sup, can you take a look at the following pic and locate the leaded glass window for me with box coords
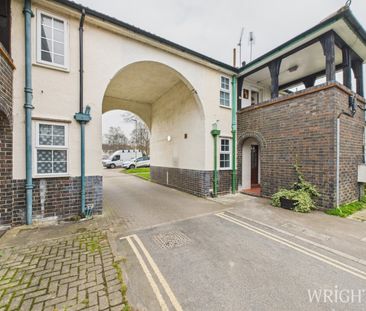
[36,123,68,175]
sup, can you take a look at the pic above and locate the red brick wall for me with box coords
[237,83,365,209]
[0,113,12,225]
[0,43,13,226]
[150,167,232,197]
[12,176,103,225]
[335,89,365,204]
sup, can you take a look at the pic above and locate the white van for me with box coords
[102,150,143,168]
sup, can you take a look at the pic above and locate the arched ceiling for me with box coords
[104,61,183,105]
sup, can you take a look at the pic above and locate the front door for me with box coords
[251,145,259,186]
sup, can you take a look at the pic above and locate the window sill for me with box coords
[219,105,232,110]
[219,168,232,171]
[33,61,70,73]
[33,174,70,179]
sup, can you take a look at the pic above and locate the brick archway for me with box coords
[238,131,267,149]
[237,131,266,191]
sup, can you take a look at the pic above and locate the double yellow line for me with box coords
[216,212,366,281]
[121,234,183,311]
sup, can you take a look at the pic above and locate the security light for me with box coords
[288,65,299,72]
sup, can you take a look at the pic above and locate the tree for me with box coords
[122,113,150,155]
[103,126,129,153]
[130,123,150,155]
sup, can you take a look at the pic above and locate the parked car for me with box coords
[103,150,142,168]
[123,156,150,169]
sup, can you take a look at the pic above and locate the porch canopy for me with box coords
[237,6,366,100]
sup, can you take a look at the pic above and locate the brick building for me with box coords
[0,1,365,226]
[236,7,366,208]
[237,84,365,208]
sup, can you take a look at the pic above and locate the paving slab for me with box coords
[0,230,127,310]
[348,209,366,222]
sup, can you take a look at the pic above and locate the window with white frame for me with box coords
[36,123,68,175]
[220,76,230,107]
[220,138,231,169]
[37,11,68,68]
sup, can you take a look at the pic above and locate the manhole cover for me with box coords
[152,231,192,249]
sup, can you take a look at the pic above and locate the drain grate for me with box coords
[152,231,192,249]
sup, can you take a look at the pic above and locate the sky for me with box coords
[88,0,366,138]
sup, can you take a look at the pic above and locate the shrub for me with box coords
[271,161,320,213]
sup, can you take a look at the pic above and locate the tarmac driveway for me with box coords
[118,211,366,311]
[104,169,366,310]
[102,168,226,232]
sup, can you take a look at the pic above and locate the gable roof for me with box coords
[53,0,238,72]
[238,6,366,76]
[50,1,366,77]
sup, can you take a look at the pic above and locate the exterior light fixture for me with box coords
[167,135,172,142]
[288,65,299,73]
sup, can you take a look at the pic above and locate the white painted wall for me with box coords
[11,0,235,179]
[241,138,260,190]
[151,82,205,169]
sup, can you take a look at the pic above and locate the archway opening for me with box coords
[241,137,261,196]
[102,109,150,169]
[101,61,205,194]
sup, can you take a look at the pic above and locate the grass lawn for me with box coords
[122,167,150,181]
[325,196,366,217]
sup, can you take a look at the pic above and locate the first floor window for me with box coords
[37,11,68,67]
[36,123,68,175]
[220,76,230,107]
[220,138,231,169]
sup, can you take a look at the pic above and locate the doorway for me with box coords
[241,138,261,196]
[251,145,259,187]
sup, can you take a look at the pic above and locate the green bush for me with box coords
[271,162,320,213]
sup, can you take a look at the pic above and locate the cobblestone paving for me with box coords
[0,230,127,311]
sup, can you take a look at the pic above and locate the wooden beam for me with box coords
[320,32,336,82]
[303,75,317,88]
[279,63,344,90]
[237,76,244,110]
[352,59,364,97]
[268,59,282,98]
[342,46,352,90]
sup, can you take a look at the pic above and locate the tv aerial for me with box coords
[237,27,244,66]
[249,31,255,61]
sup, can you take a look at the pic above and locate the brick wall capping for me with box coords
[32,116,73,123]
[237,82,366,114]
[0,44,15,70]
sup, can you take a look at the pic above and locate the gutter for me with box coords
[74,9,91,216]
[23,0,34,225]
